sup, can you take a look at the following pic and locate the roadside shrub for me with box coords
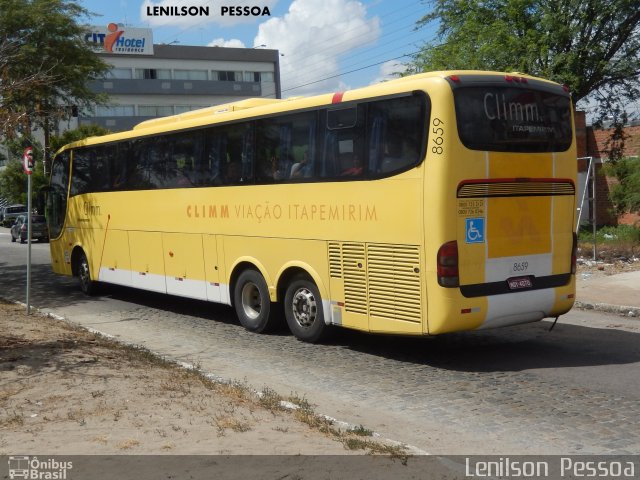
[606,157,640,214]
[578,224,640,260]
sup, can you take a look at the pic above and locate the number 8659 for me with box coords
[431,118,444,155]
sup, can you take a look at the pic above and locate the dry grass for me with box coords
[0,299,407,455]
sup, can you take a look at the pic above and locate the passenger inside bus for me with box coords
[225,161,242,183]
[290,152,309,178]
[381,140,405,173]
[341,155,363,176]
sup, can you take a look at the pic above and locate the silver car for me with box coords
[10,215,49,243]
[2,204,27,227]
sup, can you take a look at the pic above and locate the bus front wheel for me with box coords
[233,269,278,333]
[284,276,331,343]
[77,251,98,296]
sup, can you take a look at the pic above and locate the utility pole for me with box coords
[22,147,34,314]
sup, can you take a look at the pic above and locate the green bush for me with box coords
[606,157,640,214]
[578,224,640,244]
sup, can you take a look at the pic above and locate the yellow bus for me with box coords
[47,71,577,342]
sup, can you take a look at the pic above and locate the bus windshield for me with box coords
[454,86,572,153]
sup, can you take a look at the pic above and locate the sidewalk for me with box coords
[575,269,640,317]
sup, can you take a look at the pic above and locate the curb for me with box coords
[574,300,640,318]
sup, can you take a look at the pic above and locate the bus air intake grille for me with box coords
[367,244,422,323]
[457,179,575,198]
[328,242,342,278]
[342,243,368,315]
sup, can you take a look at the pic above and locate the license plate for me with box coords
[507,276,533,290]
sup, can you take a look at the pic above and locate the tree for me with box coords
[0,0,109,172]
[409,0,640,122]
[607,158,640,214]
[49,123,111,153]
[0,37,52,138]
[0,125,109,205]
[0,137,47,206]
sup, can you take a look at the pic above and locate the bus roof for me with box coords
[132,98,285,130]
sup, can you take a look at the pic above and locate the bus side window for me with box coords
[111,143,129,190]
[203,129,224,186]
[70,149,91,196]
[216,122,251,185]
[255,118,281,182]
[367,95,427,176]
[322,106,365,179]
[94,145,114,192]
[169,132,203,188]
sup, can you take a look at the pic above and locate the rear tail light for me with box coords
[437,241,459,287]
[571,232,577,274]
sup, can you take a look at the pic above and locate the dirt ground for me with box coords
[0,301,402,456]
[576,253,640,278]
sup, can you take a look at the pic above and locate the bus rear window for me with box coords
[454,87,572,152]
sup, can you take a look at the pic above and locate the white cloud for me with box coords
[254,0,380,96]
[208,38,246,48]
[141,0,279,28]
[370,60,407,85]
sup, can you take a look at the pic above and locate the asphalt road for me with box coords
[1,228,640,455]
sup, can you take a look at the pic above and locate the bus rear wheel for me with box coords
[233,269,279,333]
[284,276,331,343]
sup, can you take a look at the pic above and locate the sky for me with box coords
[79,0,436,97]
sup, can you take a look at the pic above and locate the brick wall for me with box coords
[586,125,640,160]
[594,164,619,226]
[575,111,587,158]
[574,113,640,226]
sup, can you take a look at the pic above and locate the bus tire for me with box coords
[284,275,331,343]
[77,251,98,296]
[233,269,277,333]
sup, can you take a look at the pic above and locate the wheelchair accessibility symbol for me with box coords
[465,218,485,244]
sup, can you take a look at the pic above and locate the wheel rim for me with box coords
[291,287,317,328]
[241,282,262,320]
[79,259,91,290]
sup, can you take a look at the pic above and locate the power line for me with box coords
[281,49,422,93]
[287,26,427,86]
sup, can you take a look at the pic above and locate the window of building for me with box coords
[212,71,242,82]
[105,68,133,79]
[138,105,174,117]
[174,69,208,81]
[95,105,135,117]
[134,68,171,80]
[242,71,274,83]
[175,105,202,114]
[244,72,260,83]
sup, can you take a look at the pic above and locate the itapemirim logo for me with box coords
[8,456,73,480]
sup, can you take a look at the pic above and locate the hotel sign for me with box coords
[85,23,154,55]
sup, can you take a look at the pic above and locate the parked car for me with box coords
[10,215,49,243]
[2,204,27,227]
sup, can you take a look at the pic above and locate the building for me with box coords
[71,24,281,133]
